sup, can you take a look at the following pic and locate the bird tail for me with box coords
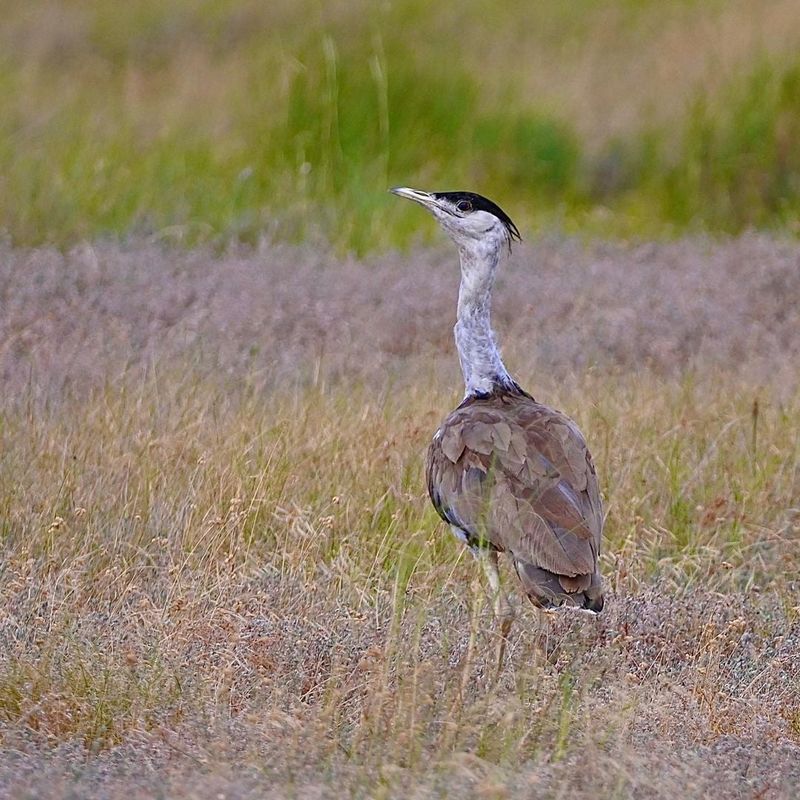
[513,559,604,614]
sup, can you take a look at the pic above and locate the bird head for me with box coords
[390,188,521,256]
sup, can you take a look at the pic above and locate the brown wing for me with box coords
[426,389,604,607]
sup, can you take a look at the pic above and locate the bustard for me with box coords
[391,187,604,669]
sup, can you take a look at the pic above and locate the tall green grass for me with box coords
[2,1,800,250]
[658,61,800,231]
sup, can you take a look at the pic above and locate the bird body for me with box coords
[426,385,604,611]
[390,187,604,661]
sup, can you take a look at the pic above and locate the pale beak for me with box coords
[389,186,440,211]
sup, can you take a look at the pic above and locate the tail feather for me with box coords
[514,559,604,613]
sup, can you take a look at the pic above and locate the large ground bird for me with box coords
[391,187,604,667]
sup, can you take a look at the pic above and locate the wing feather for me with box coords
[426,391,603,584]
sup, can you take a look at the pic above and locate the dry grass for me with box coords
[498,0,800,143]
[0,237,799,798]
[3,234,799,393]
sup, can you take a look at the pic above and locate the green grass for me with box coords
[3,0,800,251]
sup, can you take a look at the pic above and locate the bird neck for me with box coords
[454,242,514,397]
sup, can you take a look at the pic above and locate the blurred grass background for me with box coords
[3,0,800,251]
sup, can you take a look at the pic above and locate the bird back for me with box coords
[426,387,604,611]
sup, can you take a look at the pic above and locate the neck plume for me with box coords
[454,240,514,396]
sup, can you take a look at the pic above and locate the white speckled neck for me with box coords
[454,237,514,396]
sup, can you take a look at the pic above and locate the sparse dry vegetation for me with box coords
[1,237,798,798]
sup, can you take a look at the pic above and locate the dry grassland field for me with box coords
[0,235,798,798]
[4,0,800,797]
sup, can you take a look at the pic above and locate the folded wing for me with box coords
[426,390,604,609]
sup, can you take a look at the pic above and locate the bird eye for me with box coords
[456,199,473,213]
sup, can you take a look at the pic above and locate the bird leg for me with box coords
[459,572,484,702]
[479,549,515,679]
